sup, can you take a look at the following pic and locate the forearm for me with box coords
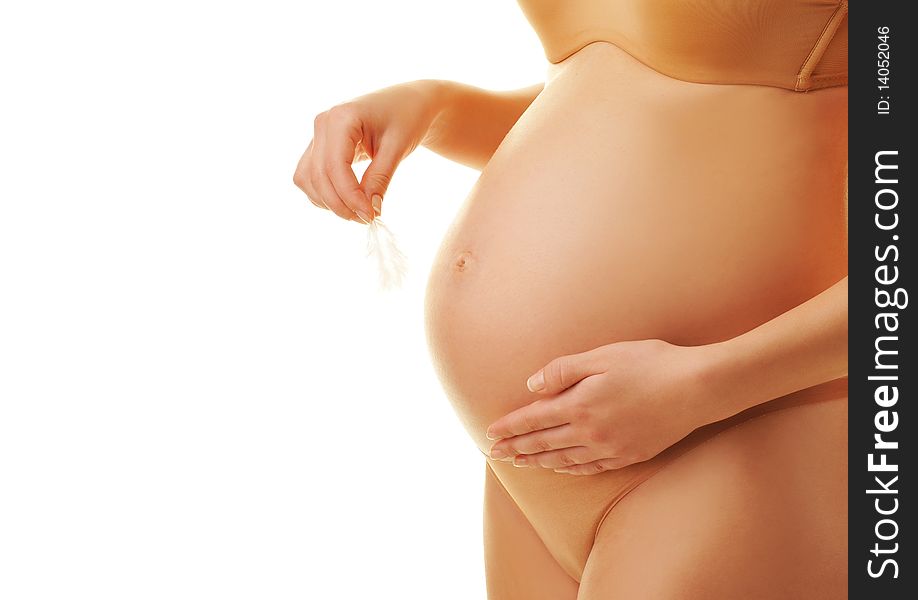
[419,79,544,170]
[699,276,848,422]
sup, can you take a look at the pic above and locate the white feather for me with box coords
[365,217,408,291]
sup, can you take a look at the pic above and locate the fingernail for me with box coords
[485,430,500,440]
[489,448,507,460]
[371,194,382,216]
[526,371,545,392]
[554,468,570,474]
[355,209,372,223]
[512,456,528,467]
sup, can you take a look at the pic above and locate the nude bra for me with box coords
[517,0,848,92]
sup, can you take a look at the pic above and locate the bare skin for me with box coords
[294,37,847,599]
[484,275,848,475]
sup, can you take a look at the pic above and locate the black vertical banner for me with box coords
[849,2,914,597]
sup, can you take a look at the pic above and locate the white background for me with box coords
[0,2,547,598]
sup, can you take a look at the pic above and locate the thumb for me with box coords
[527,350,602,394]
[360,143,401,217]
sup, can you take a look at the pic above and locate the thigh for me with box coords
[483,460,579,600]
[577,395,848,600]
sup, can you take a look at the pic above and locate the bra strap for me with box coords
[795,0,848,91]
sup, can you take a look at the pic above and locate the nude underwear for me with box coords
[517,0,848,91]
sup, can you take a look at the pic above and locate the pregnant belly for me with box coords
[423,41,848,454]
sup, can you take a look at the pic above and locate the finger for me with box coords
[526,350,603,395]
[293,140,327,210]
[359,142,401,216]
[313,166,360,221]
[303,181,328,210]
[311,127,362,222]
[299,177,327,210]
[325,115,374,223]
[485,397,570,441]
[510,446,595,469]
[488,423,579,460]
[553,457,630,475]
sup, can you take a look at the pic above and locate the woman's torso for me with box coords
[423,37,847,454]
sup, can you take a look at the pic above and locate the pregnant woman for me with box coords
[294,1,849,598]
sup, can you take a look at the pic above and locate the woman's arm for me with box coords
[698,275,848,423]
[699,172,848,421]
[484,275,849,473]
[419,79,544,170]
[294,78,542,221]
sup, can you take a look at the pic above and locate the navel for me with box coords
[453,250,474,272]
